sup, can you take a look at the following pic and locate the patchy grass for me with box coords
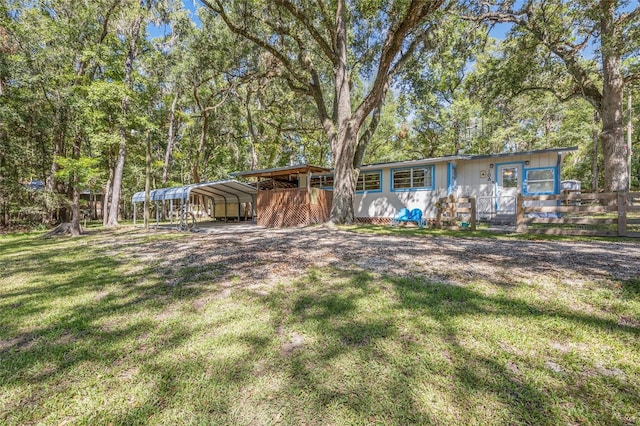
[0,228,639,425]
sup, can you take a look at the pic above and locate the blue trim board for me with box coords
[447,162,457,196]
[556,152,562,195]
[390,165,436,192]
[523,166,559,195]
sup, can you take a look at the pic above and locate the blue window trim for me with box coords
[390,165,435,192]
[523,166,559,195]
[447,162,457,196]
[356,169,383,194]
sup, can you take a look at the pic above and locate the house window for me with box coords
[310,175,333,189]
[392,166,434,190]
[526,168,555,194]
[357,171,381,192]
[502,167,518,188]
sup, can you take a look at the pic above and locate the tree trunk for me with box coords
[144,133,151,230]
[245,90,260,170]
[329,0,357,224]
[330,127,358,224]
[105,133,126,226]
[106,13,143,226]
[69,133,82,236]
[46,105,67,223]
[600,0,628,193]
[0,126,7,227]
[592,111,600,191]
[162,91,179,185]
[192,111,208,183]
[103,162,113,226]
[627,90,633,190]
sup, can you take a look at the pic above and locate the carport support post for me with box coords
[256,178,260,223]
[170,200,173,226]
[133,203,136,225]
[156,201,159,227]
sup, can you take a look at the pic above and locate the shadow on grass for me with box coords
[622,278,640,300]
[2,229,639,424]
[255,267,639,425]
[0,232,212,419]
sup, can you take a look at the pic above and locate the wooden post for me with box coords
[618,191,627,237]
[449,194,456,219]
[516,194,526,233]
[470,197,477,231]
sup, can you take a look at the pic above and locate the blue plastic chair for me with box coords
[390,208,411,226]
[409,208,423,229]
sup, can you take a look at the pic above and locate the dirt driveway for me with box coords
[126,226,640,292]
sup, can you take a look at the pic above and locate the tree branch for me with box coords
[354,0,445,128]
[617,5,640,27]
[315,0,336,49]
[273,0,336,65]
[200,0,311,89]
[354,105,382,168]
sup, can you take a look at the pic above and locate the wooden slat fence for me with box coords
[435,195,477,230]
[257,188,332,228]
[516,191,640,237]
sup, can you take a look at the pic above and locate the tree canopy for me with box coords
[0,0,638,230]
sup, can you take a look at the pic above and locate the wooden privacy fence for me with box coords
[516,191,640,237]
[435,195,477,230]
[257,187,332,228]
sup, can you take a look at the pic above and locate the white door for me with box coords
[496,163,521,214]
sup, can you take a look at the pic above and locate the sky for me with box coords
[146,0,201,39]
[149,1,515,40]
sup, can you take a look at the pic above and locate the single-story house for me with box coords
[132,146,578,228]
[292,146,578,222]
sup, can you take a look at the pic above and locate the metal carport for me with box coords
[131,179,257,229]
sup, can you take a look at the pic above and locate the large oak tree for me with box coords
[201,0,447,224]
[470,0,639,192]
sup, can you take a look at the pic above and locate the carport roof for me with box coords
[132,179,256,204]
[232,164,331,179]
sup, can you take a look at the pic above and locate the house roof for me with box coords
[360,155,466,171]
[131,179,256,204]
[463,146,578,160]
[360,146,578,170]
[232,164,331,179]
[230,146,579,179]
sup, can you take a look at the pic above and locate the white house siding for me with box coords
[355,163,449,220]
[355,151,562,220]
[455,152,559,198]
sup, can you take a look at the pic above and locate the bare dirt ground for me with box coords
[117,225,640,295]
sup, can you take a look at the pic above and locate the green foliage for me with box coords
[2,0,638,227]
[53,156,101,187]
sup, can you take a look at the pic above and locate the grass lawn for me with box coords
[1,227,639,425]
